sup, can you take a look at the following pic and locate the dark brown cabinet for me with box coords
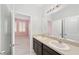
[33,37,61,55]
[33,38,43,55]
[43,44,60,55]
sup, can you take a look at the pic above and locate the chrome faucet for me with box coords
[58,19,64,43]
[58,38,65,43]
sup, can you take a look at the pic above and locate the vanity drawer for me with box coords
[43,44,61,55]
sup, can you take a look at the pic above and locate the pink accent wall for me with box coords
[15,18,30,38]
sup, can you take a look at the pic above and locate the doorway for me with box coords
[15,17,30,55]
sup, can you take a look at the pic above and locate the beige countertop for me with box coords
[33,35,79,55]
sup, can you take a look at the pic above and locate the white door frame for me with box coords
[12,11,32,55]
[11,10,15,55]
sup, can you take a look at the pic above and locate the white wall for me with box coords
[41,4,55,34]
[13,5,43,35]
[0,5,12,55]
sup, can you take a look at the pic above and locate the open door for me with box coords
[14,17,30,55]
[15,18,30,38]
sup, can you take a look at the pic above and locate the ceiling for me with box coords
[7,4,55,12]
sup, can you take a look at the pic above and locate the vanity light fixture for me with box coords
[46,4,61,14]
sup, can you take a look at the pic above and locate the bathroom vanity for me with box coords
[33,35,79,55]
[33,37,60,55]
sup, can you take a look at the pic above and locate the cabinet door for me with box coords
[34,42,38,54]
[43,50,50,55]
[33,38,42,55]
[37,43,42,55]
[33,38,37,54]
[43,44,60,55]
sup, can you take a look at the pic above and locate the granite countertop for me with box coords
[33,34,79,55]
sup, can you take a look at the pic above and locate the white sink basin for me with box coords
[49,40,70,50]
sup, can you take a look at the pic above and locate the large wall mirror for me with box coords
[51,15,79,42]
[63,16,79,42]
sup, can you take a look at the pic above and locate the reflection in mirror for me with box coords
[52,19,62,38]
[51,15,79,42]
[64,16,79,42]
